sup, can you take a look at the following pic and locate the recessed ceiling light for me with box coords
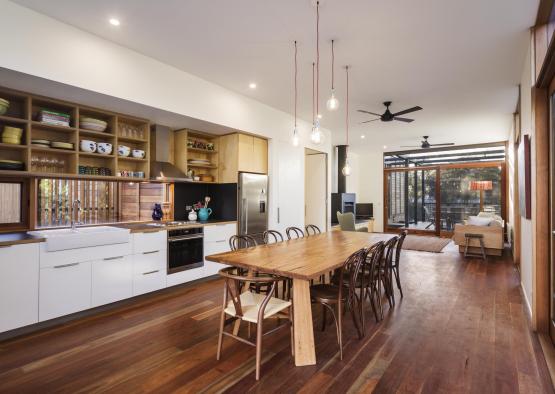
[317,113,323,119]
[361,135,365,139]
[383,145,388,149]
[249,82,257,89]
[109,18,120,26]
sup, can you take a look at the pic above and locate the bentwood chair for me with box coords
[216,267,293,380]
[286,226,305,240]
[305,224,322,236]
[390,230,407,299]
[263,229,284,244]
[229,234,257,251]
[310,247,369,359]
[380,236,399,308]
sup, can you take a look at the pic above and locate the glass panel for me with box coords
[439,166,502,231]
[387,169,436,232]
[0,182,22,224]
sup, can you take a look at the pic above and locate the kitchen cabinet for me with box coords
[92,255,133,307]
[133,250,167,295]
[40,261,91,321]
[0,243,39,332]
[204,223,236,276]
[219,133,268,183]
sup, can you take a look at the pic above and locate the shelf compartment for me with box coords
[79,155,115,177]
[0,89,29,120]
[29,149,77,175]
[117,116,149,141]
[0,119,28,145]
[0,148,28,171]
[31,97,77,128]
[78,107,116,135]
[31,127,77,149]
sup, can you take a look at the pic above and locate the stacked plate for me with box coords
[80,116,108,132]
[0,98,9,116]
[51,141,74,150]
[187,159,211,166]
[2,126,23,145]
[31,139,51,148]
[0,159,24,171]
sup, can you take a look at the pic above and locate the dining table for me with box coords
[205,230,392,366]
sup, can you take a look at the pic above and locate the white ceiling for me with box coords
[12,0,538,151]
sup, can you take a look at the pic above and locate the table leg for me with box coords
[293,278,316,366]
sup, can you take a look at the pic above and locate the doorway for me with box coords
[305,148,328,232]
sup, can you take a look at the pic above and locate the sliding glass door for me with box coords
[386,168,438,234]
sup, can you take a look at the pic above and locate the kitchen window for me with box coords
[0,179,29,230]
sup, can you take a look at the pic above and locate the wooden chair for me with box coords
[216,267,293,380]
[229,234,257,251]
[310,247,369,360]
[391,230,407,298]
[305,224,322,236]
[286,226,305,240]
[381,236,399,308]
[263,230,284,244]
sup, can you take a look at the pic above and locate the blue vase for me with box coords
[197,207,212,221]
[152,203,163,221]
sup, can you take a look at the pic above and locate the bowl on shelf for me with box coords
[131,149,145,159]
[118,145,131,157]
[51,141,74,150]
[3,126,23,138]
[80,140,97,153]
[31,139,51,148]
[80,116,108,132]
[97,142,113,155]
[0,98,9,116]
[2,137,21,145]
[0,159,24,171]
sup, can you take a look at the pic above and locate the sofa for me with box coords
[452,212,504,256]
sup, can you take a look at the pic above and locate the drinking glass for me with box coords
[58,158,66,173]
[39,157,48,173]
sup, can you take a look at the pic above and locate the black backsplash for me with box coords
[174,183,237,221]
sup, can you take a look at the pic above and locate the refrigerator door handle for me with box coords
[277,207,280,224]
[245,199,249,234]
[241,198,247,234]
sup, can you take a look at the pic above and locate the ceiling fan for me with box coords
[401,136,455,149]
[358,101,422,123]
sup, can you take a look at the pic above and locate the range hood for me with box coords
[150,125,193,182]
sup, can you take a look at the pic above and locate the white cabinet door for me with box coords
[204,223,236,277]
[40,261,91,321]
[0,243,39,332]
[133,250,167,296]
[132,231,167,254]
[91,255,133,307]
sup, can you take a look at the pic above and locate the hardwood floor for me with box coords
[0,243,552,393]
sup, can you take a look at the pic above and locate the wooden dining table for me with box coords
[205,230,392,366]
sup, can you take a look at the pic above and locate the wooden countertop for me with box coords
[114,220,237,233]
[0,232,45,247]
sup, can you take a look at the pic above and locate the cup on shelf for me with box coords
[97,142,113,155]
[80,140,97,153]
[118,145,131,157]
[131,149,145,159]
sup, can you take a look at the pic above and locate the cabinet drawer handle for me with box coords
[143,250,159,255]
[54,262,79,269]
[142,270,160,275]
[104,256,124,261]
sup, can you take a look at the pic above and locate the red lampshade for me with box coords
[469,180,493,191]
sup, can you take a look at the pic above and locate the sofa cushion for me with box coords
[467,216,492,226]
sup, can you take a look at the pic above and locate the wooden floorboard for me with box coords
[0,243,553,393]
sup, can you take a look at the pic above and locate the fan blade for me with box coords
[357,109,382,116]
[393,117,414,123]
[392,106,422,116]
[429,143,455,146]
[361,119,380,124]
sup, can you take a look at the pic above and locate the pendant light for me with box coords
[292,41,300,147]
[326,40,339,111]
[342,65,351,176]
[311,1,322,145]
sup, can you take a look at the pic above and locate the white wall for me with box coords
[519,36,534,316]
[0,0,333,230]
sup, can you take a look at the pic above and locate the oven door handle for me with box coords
[168,235,204,242]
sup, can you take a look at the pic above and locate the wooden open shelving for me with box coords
[173,129,220,183]
[0,86,150,180]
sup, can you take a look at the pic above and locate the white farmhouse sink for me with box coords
[29,226,131,252]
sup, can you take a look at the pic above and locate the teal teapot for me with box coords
[198,207,212,221]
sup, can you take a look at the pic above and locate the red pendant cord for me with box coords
[331,39,335,90]
[294,41,297,128]
[316,1,320,117]
[346,66,349,146]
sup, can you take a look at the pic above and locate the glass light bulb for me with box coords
[311,120,322,144]
[342,159,351,176]
[326,90,340,111]
[292,127,300,147]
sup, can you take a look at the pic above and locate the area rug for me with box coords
[401,235,451,253]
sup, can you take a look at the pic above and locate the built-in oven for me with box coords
[167,227,204,274]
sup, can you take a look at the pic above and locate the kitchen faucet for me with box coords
[71,199,82,230]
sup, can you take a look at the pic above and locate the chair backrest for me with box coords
[364,241,386,279]
[305,224,322,236]
[263,230,284,244]
[395,230,407,264]
[218,266,283,318]
[336,211,356,231]
[229,234,257,251]
[337,247,372,300]
[286,226,305,240]
[384,236,400,269]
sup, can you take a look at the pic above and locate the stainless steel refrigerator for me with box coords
[238,172,268,244]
